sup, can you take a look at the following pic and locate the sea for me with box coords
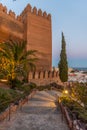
[73,67,87,72]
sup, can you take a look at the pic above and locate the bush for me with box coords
[50,82,64,91]
[8,78,22,89]
[78,112,87,123]
[0,74,5,79]
[29,82,37,89]
[60,97,87,123]
[37,85,51,91]
[0,82,37,113]
[15,82,37,96]
[0,88,22,113]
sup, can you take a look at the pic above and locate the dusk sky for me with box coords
[1,0,87,68]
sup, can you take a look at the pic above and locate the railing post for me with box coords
[26,96,28,104]
[8,104,11,121]
[20,99,23,111]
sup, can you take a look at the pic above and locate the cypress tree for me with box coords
[58,32,68,82]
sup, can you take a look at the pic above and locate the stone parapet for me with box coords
[20,3,51,21]
[0,3,22,23]
[28,71,61,86]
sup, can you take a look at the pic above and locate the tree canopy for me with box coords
[58,32,68,82]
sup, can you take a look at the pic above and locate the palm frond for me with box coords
[0,40,38,83]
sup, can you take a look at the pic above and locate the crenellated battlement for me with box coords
[0,3,7,13]
[0,3,51,24]
[28,71,61,86]
[9,10,16,19]
[20,3,51,21]
[0,3,23,23]
[0,3,52,71]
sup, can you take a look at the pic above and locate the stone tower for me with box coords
[0,3,52,71]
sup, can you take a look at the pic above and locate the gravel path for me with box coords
[0,90,69,130]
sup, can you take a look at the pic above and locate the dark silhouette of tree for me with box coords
[58,32,68,82]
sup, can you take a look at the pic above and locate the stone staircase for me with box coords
[0,90,69,130]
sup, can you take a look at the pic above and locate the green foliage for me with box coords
[15,82,37,95]
[0,88,22,112]
[71,83,87,107]
[64,82,87,122]
[50,82,64,91]
[37,83,64,91]
[0,74,4,79]
[37,85,51,91]
[61,97,87,123]
[58,32,68,82]
[0,82,37,113]
[60,96,71,105]
[0,40,37,88]
[8,78,22,89]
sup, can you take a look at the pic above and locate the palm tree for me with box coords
[0,40,37,88]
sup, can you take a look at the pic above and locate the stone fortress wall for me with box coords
[0,3,52,71]
[28,70,61,86]
[0,3,60,85]
[0,3,24,41]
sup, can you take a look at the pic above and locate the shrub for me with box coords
[15,82,37,96]
[8,78,22,89]
[37,85,51,91]
[0,88,22,113]
[60,97,87,123]
[50,82,64,91]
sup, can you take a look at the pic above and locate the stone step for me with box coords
[36,91,56,100]
[6,114,68,130]
[0,91,69,130]
[24,100,56,107]
[21,106,60,115]
[47,90,61,97]
[30,97,54,102]
[31,94,55,102]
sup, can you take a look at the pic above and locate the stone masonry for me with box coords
[28,70,61,86]
[0,3,52,71]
